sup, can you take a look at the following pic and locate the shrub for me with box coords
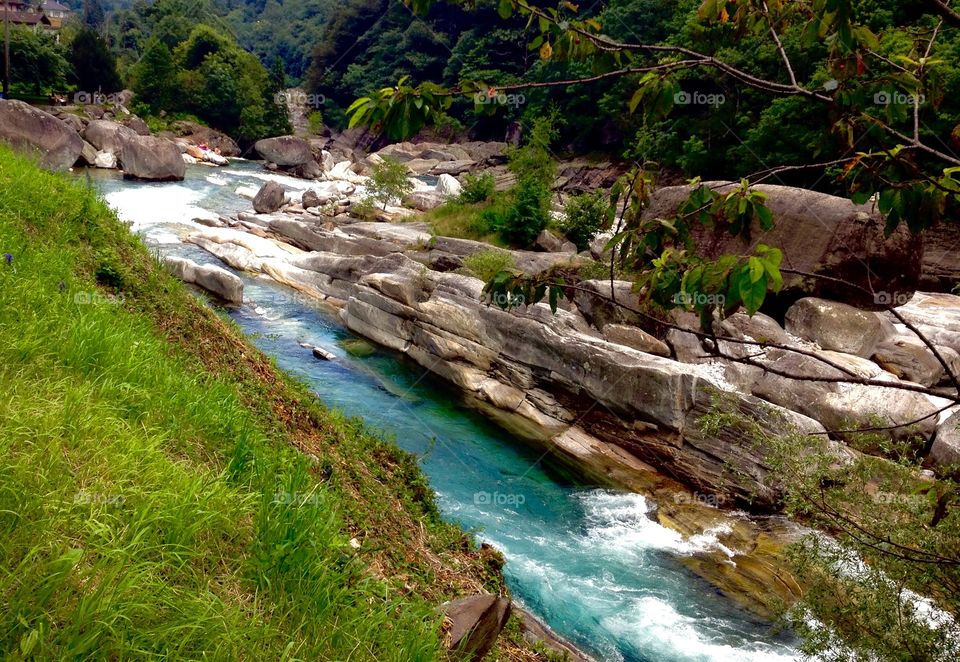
[559,191,609,251]
[308,111,324,135]
[499,178,551,247]
[368,156,414,210]
[463,250,516,281]
[458,173,496,204]
[350,197,378,220]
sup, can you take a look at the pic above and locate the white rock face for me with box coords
[94,150,117,169]
[163,256,244,304]
[436,173,462,198]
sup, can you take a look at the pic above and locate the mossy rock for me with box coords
[338,338,377,357]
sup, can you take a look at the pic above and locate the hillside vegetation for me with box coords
[0,147,518,659]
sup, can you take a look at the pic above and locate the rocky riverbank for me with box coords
[139,143,960,618]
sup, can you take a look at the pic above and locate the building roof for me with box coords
[1,8,44,25]
[41,1,71,11]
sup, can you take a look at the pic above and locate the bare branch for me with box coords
[761,1,798,86]
[926,0,960,27]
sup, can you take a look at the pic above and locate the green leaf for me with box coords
[748,257,764,283]
[738,270,768,315]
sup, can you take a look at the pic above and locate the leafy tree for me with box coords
[559,191,610,251]
[130,39,178,112]
[367,156,414,210]
[70,28,122,94]
[458,172,496,204]
[8,27,71,96]
[83,0,106,31]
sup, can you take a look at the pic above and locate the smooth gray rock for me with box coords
[83,119,137,156]
[535,229,566,253]
[163,256,243,303]
[0,100,83,171]
[785,297,884,357]
[441,594,511,662]
[646,181,922,308]
[930,411,960,469]
[120,135,185,181]
[873,336,960,386]
[753,348,941,443]
[78,140,98,166]
[253,181,286,214]
[254,135,313,166]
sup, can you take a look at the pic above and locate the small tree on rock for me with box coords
[368,157,413,210]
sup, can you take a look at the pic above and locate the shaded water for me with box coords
[90,162,798,661]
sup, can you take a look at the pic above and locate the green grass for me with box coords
[0,147,523,660]
[422,199,508,246]
[462,250,517,282]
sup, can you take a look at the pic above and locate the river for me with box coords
[87,161,799,662]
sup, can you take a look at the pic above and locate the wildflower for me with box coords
[2,253,12,266]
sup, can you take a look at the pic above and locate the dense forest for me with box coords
[87,0,960,192]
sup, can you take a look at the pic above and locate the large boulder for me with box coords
[785,297,885,357]
[163,256,244,303]
[120,135,186,181]
[167,120,240,156]
[872,336,960,387]
[83,119,137,156]
[753,348,942,443]
[441,594,511,662]
[930,411,960,469]
[644,182,923,308]
[254,135,313,166]
[0,100,83,171]
[436,173,462,197]
[121,116,151,136]
[253,181,286,214]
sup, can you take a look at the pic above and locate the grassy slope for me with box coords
[0,147,536,660]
